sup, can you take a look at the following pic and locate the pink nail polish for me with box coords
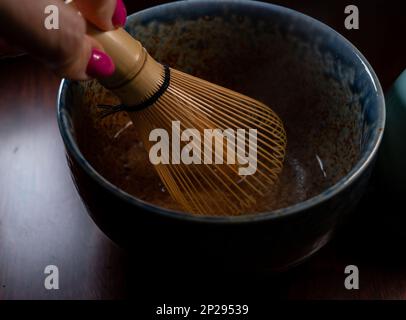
[112,0,127,27]
[86,48,115,78]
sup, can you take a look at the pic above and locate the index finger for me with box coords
[73,0,126,31]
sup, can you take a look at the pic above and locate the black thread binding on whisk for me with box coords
[97,65,171,119]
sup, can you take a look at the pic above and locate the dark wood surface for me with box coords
[1,0,406,300]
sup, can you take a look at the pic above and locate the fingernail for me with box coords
[112,0,127,27]
[86,48,115,78]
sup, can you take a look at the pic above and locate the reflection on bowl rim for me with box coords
[57,0,385,224]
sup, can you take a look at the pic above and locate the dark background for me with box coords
[1,0,406,300]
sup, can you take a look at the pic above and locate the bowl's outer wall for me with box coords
[58,1,384,271]
[67,146,372,271]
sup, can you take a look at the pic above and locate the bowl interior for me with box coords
[60,1,384,216]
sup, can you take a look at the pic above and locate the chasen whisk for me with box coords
[84,15,287,216]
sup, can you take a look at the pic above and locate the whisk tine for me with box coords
[142,109,259,214]
[124,70,286,215]
[86,25,287,216]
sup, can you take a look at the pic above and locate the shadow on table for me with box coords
[114,166,406,300]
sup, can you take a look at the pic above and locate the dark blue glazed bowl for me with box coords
[57,0,385,271]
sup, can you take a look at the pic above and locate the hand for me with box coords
[0,0,127,80]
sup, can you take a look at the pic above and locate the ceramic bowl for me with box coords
[57,0,385,272]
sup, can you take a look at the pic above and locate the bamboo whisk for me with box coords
[87,23,287,216]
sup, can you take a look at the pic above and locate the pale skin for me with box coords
[0,0,118,79]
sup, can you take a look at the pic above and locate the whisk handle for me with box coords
[87,25,147,89]
[68,1,166,107]
[67,1,147,89]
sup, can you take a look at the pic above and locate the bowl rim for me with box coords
[57,0,386,224]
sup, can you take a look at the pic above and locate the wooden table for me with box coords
[1,0,406,300]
